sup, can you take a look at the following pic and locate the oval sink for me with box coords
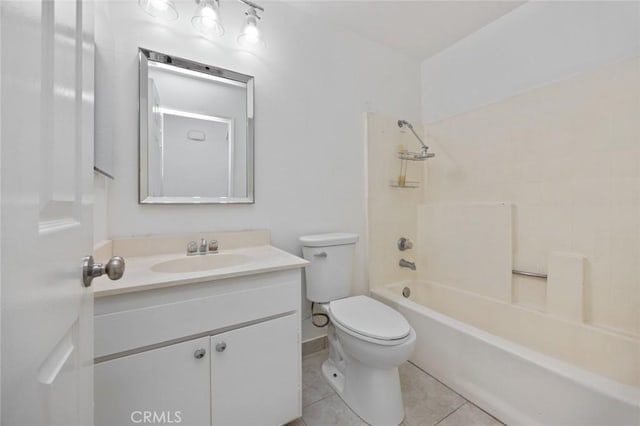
[151,254,251,273]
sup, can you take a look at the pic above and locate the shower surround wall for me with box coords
[418,0,640,340]
[421,57,640,339]
[366,113,424,290]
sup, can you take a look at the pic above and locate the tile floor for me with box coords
[292,350,504,426]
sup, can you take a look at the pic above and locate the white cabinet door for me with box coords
[95,337,211,426]
[211,315,301,426]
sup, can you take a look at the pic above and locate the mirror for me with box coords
[139,48,254,204]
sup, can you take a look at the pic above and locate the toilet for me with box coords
[300,233,416,426]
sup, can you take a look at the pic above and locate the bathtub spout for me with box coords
[399,259,416,270]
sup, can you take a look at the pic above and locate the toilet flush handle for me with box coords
[313,252,327,258]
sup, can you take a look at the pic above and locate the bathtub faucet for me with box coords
[399,259,416,271]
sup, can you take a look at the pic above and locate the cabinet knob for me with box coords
[215,342,227,352]
[193,348,206,359]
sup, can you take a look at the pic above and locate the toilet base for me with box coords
[321,357,405,426]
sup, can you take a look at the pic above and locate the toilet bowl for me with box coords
[316,296,416,426]
[300,233,415,426]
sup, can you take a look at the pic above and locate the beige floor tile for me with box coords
[302,394,367,426]
[302,350,335,407]
[400,362,466,426]
[285,418,306,426]
[437,403,504,426]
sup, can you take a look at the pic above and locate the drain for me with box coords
[402,287,411,298]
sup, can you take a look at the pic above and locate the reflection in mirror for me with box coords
[139,48,254,204]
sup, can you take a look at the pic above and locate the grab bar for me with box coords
[512,269,547,279]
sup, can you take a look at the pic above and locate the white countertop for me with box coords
[93,245,308,298]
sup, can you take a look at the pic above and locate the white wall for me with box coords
[94,0,116,177]
[95,0,421,337]
[421,1,640,123]
[93,173,110,245]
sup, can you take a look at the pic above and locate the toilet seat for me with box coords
[329,295,411,345]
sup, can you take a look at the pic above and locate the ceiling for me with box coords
[283,1,525,60]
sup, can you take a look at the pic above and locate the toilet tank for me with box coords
[300,233,359,303]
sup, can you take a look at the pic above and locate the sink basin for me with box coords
[151,254,251,273]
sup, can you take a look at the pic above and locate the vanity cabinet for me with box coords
[94,269,302,426]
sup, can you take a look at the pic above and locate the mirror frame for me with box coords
[138,48,255,204]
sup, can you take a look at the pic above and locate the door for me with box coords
[211,315,301,426]
[95,337,211,426]
[1,0,95,425]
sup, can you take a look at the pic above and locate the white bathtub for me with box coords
[372,280,640,426]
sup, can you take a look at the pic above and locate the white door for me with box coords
[1,0,95,425]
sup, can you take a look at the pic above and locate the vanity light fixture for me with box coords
[237,4,265,48]
[192,0,265,48]
[138,0,179,21]
[141,0,265,48]
[192,0,225,38]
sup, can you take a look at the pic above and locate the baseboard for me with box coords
[302,336,328,357]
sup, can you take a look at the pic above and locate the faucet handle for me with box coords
[208,240,218,252]
[398,237,413,251]
[187,241,198,255]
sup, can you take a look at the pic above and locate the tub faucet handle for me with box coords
[398,237,413,251]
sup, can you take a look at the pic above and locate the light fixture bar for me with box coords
[238,0,264,12]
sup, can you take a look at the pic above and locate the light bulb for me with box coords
[150,0,169,11]
[192,0,224,38]
[237,8,264,48]
[138,0,178,20]
[200,8,218,29]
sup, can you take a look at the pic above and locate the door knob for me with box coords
[82,255,125,287]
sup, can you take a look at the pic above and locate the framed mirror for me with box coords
[139,48,254,204]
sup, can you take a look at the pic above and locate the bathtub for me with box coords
[371,280,640,426]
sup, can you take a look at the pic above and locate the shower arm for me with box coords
[408,126,428,151]
[398,120,430,156]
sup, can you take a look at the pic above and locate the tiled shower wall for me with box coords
[422,57,640,337]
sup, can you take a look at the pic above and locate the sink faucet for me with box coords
[199,238,208,254]
[187,241,198,256]
[399,259,416,271]
[187,238,219,256]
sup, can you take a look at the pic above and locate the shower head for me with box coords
[397,119,435,159]
[397,119,413,130]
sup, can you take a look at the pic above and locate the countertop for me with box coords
[93,244,309,298]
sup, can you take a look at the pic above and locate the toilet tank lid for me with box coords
[299,233,359,247]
